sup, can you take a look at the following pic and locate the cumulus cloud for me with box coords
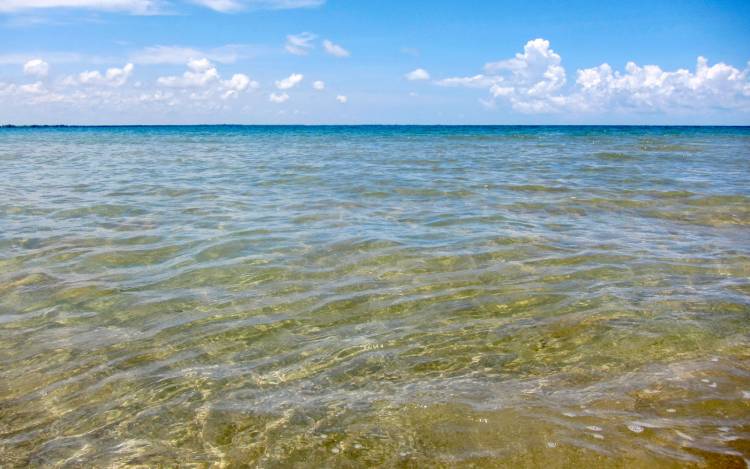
[275,73,303,89]
[486,38,565,98]
[437,38,750,114]
[19,81,45,94]
[323,40,350,58]
[23,59,49,77]
[3,36,747,122]
[191,0,324,13]
[220,73,258,99]
[0,0,163,14]
[405,68,429,81]
[157,58,220,87]
[285,32,316,56]
[269,92,289,103]
[572,57,750,112]
[0,79,72,105]
[69,63,134,87]
[223,73,252,91]
[156,58,257,100]
[0,55,259,115]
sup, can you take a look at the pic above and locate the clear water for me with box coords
[0,126,749,467]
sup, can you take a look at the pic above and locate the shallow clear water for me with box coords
[0,126,749,467]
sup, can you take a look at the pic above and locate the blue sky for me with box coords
[1,0,749,124]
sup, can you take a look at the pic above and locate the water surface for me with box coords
[1,126,749,467]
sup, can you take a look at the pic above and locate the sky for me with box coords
[1,0,749,125]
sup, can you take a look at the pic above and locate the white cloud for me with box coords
[0,81,57,106]
[0,0,163,14]
[133,46,206,65]
[285,32,316,56]
[156,58,257,100]
[131,44,259,65]
[405,68,429,81]
[191,0,324,13]
[157,58,219,87]
[0,52,94,66]
[19,81,45,94]
[323,39,350,58]
[571,57,750,112]
[73,63,134,87]
[0,79,69,105]
[437,38,750,114]
[0,55,262,115]
[189,0,241,11]
[23,59,49,77]
[436,74,498,88]
[223,73,253,91]
[286,35,350,58]
[269,92,289,103]
[0,0,324,14]
[2,36,747,123]
[275,73,303,89]
[188,57,212,71]
[220,73,258,99]
[436,38,566,111]
[137,90,175,104]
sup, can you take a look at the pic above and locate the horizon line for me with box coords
[3,124,750,128]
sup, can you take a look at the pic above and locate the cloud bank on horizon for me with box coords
[0,0,748,124]
[436,39,750,115]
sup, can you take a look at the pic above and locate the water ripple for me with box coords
[0,126,748,467]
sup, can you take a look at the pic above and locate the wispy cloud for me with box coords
[436,74,498,88]
[130,44,262,65]
[285,32,317,55]
[0,51,117,65]
[323,39,350,58]
[188,0,241,12]
[0,0,324,14]
[191,0,324,13]
[0,0,165,15]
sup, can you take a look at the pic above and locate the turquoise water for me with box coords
[1,126,749,467]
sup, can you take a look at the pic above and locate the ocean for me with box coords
[1,126,748,467]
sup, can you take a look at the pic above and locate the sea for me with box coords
[1,125,748,467]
